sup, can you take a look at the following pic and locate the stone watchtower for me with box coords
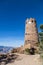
[24,18,39,49]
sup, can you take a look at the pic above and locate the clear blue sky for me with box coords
[0,0,43,47]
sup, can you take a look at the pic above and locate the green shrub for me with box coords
[24,48,30,55]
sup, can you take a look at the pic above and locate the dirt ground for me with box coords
[6,53,42,65]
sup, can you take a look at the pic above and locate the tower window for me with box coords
[28,21,31,24]
[32,20,33,23]
[25,33,30,35]
[26,22,27,24]
[28,20,34,24]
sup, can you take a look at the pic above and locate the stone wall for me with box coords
[24,18,39,49]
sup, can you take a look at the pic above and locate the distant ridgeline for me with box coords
[0,46,13,53]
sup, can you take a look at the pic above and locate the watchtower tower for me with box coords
[24,18,39,49]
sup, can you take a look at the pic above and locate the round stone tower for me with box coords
[24,18,39,49]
